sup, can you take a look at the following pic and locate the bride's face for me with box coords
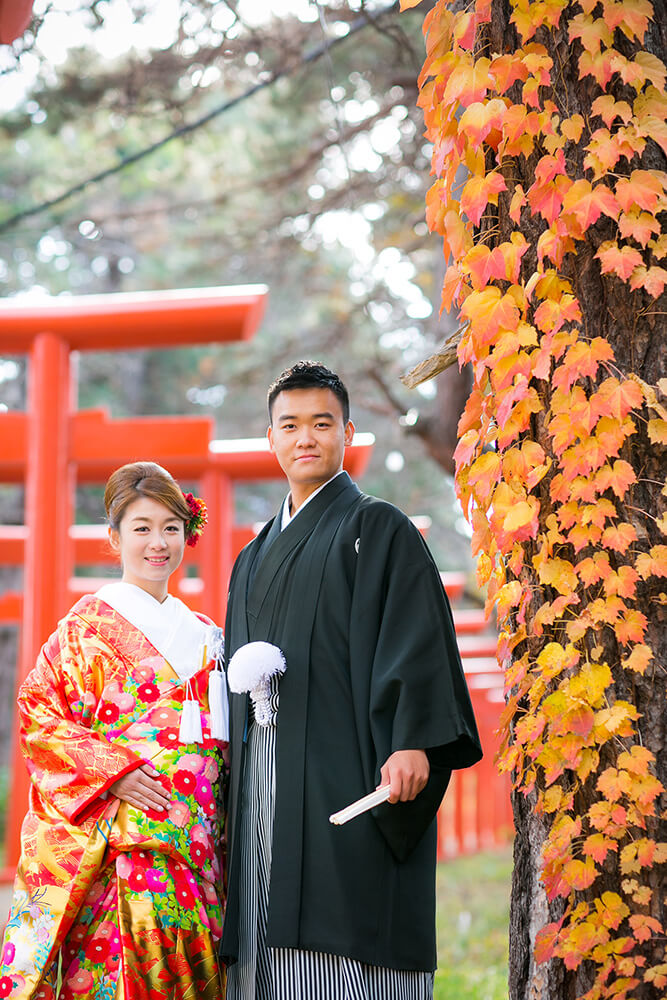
[109,496,185,601]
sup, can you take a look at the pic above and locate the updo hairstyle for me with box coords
[104,462,191,532]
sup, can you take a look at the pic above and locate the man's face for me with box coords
[268,387,355,497]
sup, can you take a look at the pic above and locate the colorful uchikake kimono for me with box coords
[0,583,229,1000]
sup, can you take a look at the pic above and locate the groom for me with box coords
[221,361,482,999]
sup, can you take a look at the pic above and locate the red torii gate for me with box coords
[0,286,375,875]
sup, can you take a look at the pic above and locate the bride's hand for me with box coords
[110,764,172,813]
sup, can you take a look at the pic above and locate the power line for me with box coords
[0,1,400,236]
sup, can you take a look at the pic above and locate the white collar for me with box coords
[280,469,345,531]
[95,581,213,681]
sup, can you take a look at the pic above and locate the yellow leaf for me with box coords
[621,645,653,675]
[648,418,667,444]
[400,0,424,8]
[503,499,539,533]
[561,113,585,142]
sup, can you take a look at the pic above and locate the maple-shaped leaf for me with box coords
[461,286,520,341]
[635,544,667,580]
[568,12,613,52]
[502,498,540,537]
[599,520,637,550]
[630,265,667,298]
[615,607,648,644]
[622,643,653,674]
[561,113,585,142]
[562,857,598,892]
[618,210,661,246]
[615,170,665,213]
[562,179,620,230]
[460,170,507,225]
[579,47,616,88]
[535,920,563,964]
[598,766,632,801]
[443,58,492,107]
[537,221,576,268]
[468,449,502,503]
[596,242,645,281]
[591,94,633,128]
[594,702,638,739]
[583,832,619,865]
[628,914,662,943]
[617,745,655,776]
[604,564,639,599]
[537,556,579,594]
[634,50,667,89]
[596,376,644,419]
[552,338,615,393]
[603,0,653,41]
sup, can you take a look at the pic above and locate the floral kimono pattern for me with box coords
[0,595,228,1000]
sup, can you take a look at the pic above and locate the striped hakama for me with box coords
[226,684,434,1000]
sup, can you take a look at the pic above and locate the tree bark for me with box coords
[474,4,667,998]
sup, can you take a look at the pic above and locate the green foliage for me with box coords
[435,849,511,1000]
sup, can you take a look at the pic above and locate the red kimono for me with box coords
[0,593,227,1000]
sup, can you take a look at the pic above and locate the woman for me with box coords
[0,462,228,1000]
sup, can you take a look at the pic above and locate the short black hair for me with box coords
[267,361,350,424]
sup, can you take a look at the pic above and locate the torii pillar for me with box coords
[0,286,267,863]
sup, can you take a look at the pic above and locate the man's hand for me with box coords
[110,764,172,813]
[378,749,430,804]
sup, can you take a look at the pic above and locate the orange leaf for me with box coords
[552,338,615,393]
[561,113,585,142]
[603,565,639,599]
[503,499,540,538]
[618,210,661,246]
[615,608,648,643]
[630,265,667,298]
[528,174,571,224]
[591,94,633,127]
[460,171,507,225]
[596,242,645,280]
[598,766,632,801]
[458,95,506,141]
[622,644,653,674]
[615,170,665,213]
[635,544,667,580]
[629,914,663,943]
[568,12,613,52]
[617,745,655,775]
[562,179,620,230]
[400,0,424,7]
[443,59,492,107]
[604,0,653,41]
[594,891,629,929]
[562,857,598,891]
[595,376,644,419]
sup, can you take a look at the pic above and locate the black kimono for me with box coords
[221,472,482,979]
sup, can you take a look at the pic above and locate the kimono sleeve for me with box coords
[360,512,483,859]
[18,615,143,824]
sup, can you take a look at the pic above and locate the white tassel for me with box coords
[208,669,229,741]
[227,641,286,728]
[179,677,203,744]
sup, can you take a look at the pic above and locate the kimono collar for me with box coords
[280,469,345,531]
[96,582,211,681]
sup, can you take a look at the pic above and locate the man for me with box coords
[222,361,482,1000]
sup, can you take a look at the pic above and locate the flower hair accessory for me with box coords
[183,492,208,547]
